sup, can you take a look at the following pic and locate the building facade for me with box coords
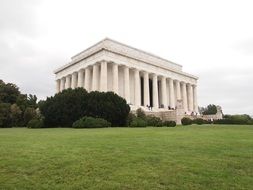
[54,38,198,116]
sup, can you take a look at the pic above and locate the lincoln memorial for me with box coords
[54,38,198,120]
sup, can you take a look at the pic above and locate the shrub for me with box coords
[181,117,192,125]
[213,119,229,124]
[130,117,147,127]
[163,121,176,127]
[146,115,163,127]
[72,116,111,128]
[193,118,205,125]
[27,119,44,128]
[136,108,146,119]
[126,112,136,126]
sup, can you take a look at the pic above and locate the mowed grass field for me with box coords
[0,125,253,190]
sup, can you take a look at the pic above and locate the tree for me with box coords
[0,80,20,104]
[24,107,37,125]
[0,79,38,127]
[10,104,22,126]
[16,94,38,112]
[39,89,130,127]
[198,106,205,115]
[39,88,89,127]
[201,104,218,115]
[85,91,130,126]
[26,94,38,108]
[0,103,11,127]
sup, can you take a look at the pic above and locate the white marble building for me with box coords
[54,38,198,114]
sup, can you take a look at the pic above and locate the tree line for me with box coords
[0,80,38,127]
[1,79,253,128]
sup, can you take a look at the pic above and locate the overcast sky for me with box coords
[0,0,252,115]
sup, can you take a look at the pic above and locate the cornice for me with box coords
[54,38,198,80]
[54,38,183,74]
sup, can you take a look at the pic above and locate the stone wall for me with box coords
[144,110,177,122]
[201,113,223,120]
[185,113,223,121]
[131,105,223,126]
[132,109,183,124]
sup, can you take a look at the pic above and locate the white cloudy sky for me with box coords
[0,0,253,115]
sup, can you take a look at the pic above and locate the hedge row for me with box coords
[218,114,253,125]
[181,117,209,125]
[181,114,253,126]
[72,116,111,128]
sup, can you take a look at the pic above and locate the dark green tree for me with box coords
[39,88,89,127]
[0,80,20,104]
[0,103,11,128]
[10,104,22,127]
[86,91,130,126]
[202,104,218,115]
[39,89,130,127]
[23,107,37,125]
[16,94,38,112]
[0,79,38,127]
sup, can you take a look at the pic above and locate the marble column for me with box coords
[193,85,198,113]
[77,69,84,88]
[92,64,99,91]
[187,84,194,112]
[112,63,119,94]
[193,85,199,113]
[100,61,107,92]
[143,71,150,107]
[134,69,140,106]
[71,72,77,89]
[124,66,130,103]
[56,79,60,93]
[182,82,188,112]
[176,80,181,100]
[66,75,71,89]
[60,77,65,92]
[169,78,175,108]
[161,76,168,108]
[84,67,91,92]
[152,74,159,109]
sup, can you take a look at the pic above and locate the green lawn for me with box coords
[0,125,253,190]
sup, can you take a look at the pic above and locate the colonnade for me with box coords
[56,61,198,113]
